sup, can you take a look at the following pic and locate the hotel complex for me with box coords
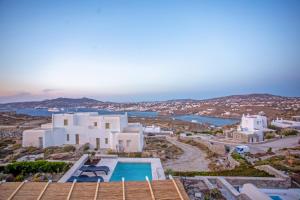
[22,112,144,152]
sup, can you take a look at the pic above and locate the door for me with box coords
[76,134,79,144]
[96,138,100,149]
[38,137,43,148]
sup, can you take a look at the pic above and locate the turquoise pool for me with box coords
[270,195,283,200]
[110,162,152,182]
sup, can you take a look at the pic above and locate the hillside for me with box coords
[0,94,299,120]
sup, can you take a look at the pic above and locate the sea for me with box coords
[14,108,238,126]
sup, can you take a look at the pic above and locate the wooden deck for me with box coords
[0,180,189,200]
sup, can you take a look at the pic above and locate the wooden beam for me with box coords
[37,180,52,200]
[7,181,26,200]
[93,178,101,200]
[169,175,184,200]
[146,176,155,200]
[122,177,125,200]
[66,179,77,200]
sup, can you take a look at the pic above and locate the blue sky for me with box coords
[0,0,300,103]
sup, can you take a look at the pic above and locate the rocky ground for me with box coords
[129,116,208,134]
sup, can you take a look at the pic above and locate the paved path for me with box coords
[163,136,210,171]
[248,135,300,153]
[208,135,300,154]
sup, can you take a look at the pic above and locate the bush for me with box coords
[81,143,90,152]
[15,174,24,181]
[63,145,76,152]
[267,147,272,153]
[204,188,224,200]
[231,152,250,166]
[5,160,70,176]
[172,165,273,177]
[265,132,275,139]
[280,129,298,136]
[165,168,174,176]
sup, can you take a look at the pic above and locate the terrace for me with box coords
[0,179,189,200]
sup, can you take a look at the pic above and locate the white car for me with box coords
[235,145,250,154]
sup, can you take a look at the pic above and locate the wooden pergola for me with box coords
[0,179,189,200]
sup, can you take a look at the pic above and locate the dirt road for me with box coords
[163,136,210,171]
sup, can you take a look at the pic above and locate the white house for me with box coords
[225,113,269,143]
[143,125,174,136]
[143,125,161,134]
[236,114,268,142]
[271,118,300,129]
[22,112,144,152]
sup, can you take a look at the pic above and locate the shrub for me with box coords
[82,143,90,152]
[15,174,24,181]
[11,144,22,150]
[204,188,224,200]
[267,147,272,153]
[172,165,273,177]
[280,129,298,136]
[63,145,76,152]
[231,152,250,166]
[165,168,174,176]
[265,132,275,139]
[5,160,70,176]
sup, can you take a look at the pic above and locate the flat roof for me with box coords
[0,179,189,200]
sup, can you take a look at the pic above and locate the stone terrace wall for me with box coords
[224,176,290,189]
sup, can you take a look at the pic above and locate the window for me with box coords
[66,134,69,141]
[64,119,68,126]
[126,140,131,147]
[105,138,108,144]
[94,122,97,127]
[118,140,123,145]
[105,123,110,129]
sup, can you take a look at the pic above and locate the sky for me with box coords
[0,0,300,103]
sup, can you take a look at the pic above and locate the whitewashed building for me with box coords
[225,113,269,143]
[271,118,300,129]
[143,125,174,136]
[22,112,144,152]
[237,114,268,142]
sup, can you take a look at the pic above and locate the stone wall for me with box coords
[202,165,291,189]
[224,176,290,189]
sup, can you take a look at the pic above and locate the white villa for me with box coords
[271,118,300,129]
[22,112,144,152]
[225,113,269,143]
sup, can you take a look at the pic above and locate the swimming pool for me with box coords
[110,162,152,182]
[270,195,283,200]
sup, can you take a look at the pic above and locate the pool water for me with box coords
[110,162,152,182]
[270,195,283,200]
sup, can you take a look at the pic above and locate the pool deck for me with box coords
[98,157,166,182]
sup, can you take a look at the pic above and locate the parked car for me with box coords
[235,145,250,154]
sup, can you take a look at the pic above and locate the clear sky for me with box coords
[0,0,300,103]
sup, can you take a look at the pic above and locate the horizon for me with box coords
[0,92,299,104]
[1,0,300,103]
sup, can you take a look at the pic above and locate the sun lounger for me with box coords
[67,175,104,182]
[79,165,110,175]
